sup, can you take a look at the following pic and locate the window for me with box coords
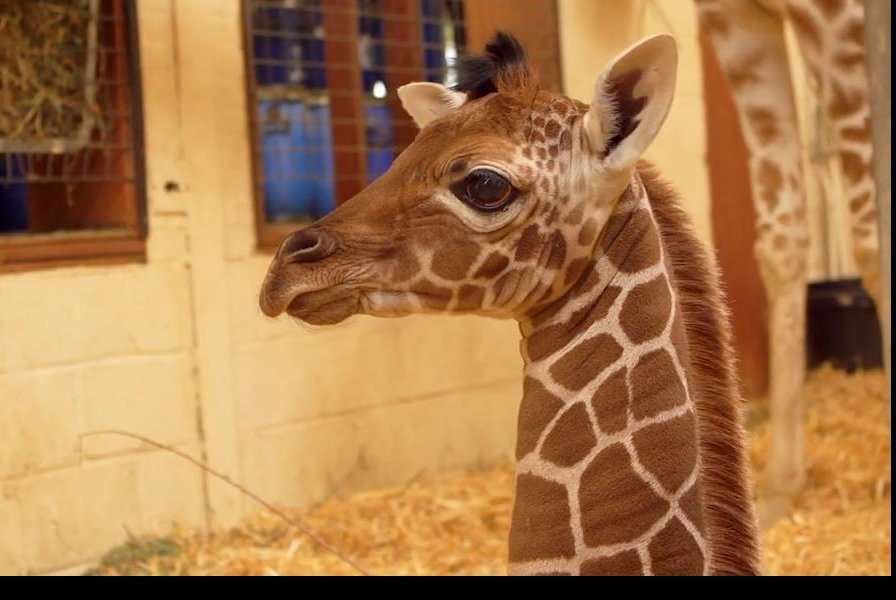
[0,0,147,271]
[244,0,468,248]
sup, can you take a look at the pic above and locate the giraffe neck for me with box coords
[507,173,709,576]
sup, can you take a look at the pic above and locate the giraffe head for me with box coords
[259,32,678,325]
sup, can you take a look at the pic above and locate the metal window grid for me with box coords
[0,0,147,239]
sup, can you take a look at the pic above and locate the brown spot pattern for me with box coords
[540,402,596,467]
[632,412,699,493]
[580,550,643,576]
[829,83,864,118]
[727,50,763,90]
[564,257,591,287]
[550,334,623,391]
[756,159,783,211]
[648,517,704,576]
[559,130,572,151]
[508,474,576,562]
[698,7,730,38]
[630,348,687,419]
[410,278,452,310]
[679,483,706,532]
[619,275,672,344]
[787,5,821,53]
[545,119,561,139]
[816,0,845,19]
[843,18,865,45]
[578,219,597,246]
[579,444,669,546]
[773,234,788,251]
[839,150,869,184]
[431,237,480,280]
[456,284,485,310]
[516,377,565,459]
[849,191,872,213]
[390,246,420,282]
[591,367,629,433]
[525,285,621,362]
[515,224,543,261]
[473,252,509,279]
[619,211,661,273]
[545,231,567,269]
[839,118,871,142]
[834,48,867,71]
[746,106,779,144]
[494,269,523,307]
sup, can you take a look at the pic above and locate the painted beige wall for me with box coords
[0,0,521,575]
[558,0,714,245]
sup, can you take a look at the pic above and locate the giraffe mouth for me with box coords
[284,285,361,326]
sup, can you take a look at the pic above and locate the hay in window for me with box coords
[0,0,100,152]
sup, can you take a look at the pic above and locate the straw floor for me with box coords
[89,366,889,576]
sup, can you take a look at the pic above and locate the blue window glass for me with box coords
[421,0,466,85]
[249,0,336,222]
[358,0,394,183]
[0,157,28,232]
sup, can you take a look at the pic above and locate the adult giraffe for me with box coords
[697,0,880,520]
[260,32,760,575]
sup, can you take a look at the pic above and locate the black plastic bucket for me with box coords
[807,278,883,372]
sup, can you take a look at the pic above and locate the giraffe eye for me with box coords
[455,169,516,212]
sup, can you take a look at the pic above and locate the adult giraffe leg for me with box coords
[697,0,810,525]
[785,0,881,309]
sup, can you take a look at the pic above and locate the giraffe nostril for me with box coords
[276,228,336,265]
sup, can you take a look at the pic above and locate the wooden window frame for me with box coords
[0,0,148,273]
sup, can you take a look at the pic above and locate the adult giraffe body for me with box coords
[260,33,760,576]
[697,0,880,519]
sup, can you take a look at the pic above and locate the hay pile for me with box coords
[0,0,97,143]
[751,366,890,575]
[89,367,889,576]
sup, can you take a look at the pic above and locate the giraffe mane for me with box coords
[638,160,762,576]
[454,30,539,100]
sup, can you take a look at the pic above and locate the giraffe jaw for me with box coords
[282,285,361,326]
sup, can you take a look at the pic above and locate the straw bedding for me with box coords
[88,366,889,576]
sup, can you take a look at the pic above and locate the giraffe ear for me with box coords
[583,34,678,170]
[397,82,467,128]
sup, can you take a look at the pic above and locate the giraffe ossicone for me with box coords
[260,31,761,576]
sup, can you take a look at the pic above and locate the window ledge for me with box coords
[0,230,146,273]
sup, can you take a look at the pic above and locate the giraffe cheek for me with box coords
[386,244,421,284]
[455,284,487,311]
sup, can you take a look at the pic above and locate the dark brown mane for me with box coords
[638,160,762,576]
[454,31,538,100]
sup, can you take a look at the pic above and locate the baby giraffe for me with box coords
[260,33,760,576]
